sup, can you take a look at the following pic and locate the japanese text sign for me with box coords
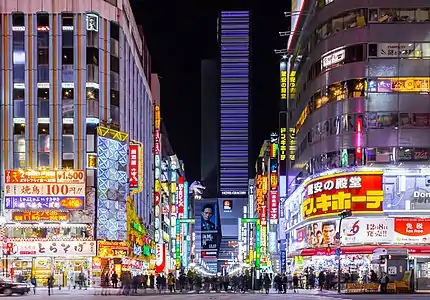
[256,175,264,214]
[177,176,185,218]
[279,127,287,161]
[260,204,267,226]
[289,71,296,100]
[269,190,279,223]
[394,218,430,243]
[289,128,296,162]
[12,211,69,222]
[129,144,140,189]
[280,68,287,100]
[4,241,96,257]
[301,172,383,219]
[342,217,393,244]
[4,170,85,210]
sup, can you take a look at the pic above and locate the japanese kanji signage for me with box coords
[394,218,430,243]
[12,211,69,222]
[279,111,287,176]
[128,144,142,189]
[301,172,384,219]
[177,176,185,218]
[289,71,296,100]
[4,241,96,257]
[280,63,287,100]
[4,170,85,210]
[256,175,264,215]
[269,190,279,223]
[289,128,296,163]
[98,241,129,258]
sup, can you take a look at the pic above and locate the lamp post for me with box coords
[337,209,352,293]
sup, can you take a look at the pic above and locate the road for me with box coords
[4,288,428,299]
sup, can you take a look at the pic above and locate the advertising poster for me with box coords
[196,200,221,258]
[341,217,393,244]
[304,219,340,248]
[394,218,430,243]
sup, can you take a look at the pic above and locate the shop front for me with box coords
[3,240,96,286]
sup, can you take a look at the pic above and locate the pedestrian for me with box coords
[318,271,325,292]
[102,273,110,295]
[264,274,271,294]
[293,273,299,293]
[112,271,118,288]
[47,275,54,296]
[30,276,37,294]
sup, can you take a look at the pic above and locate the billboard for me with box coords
[302,171,384,220]
[96,128,128,241]
[5,241,96,257]
[129,142,144,193]
[196,200,220,258]
[12,211,69,222]
[4,170,85,210]
[341,217,392,244]
[394,218,430,243]
[279,112,287,176]
[303,219,340,248]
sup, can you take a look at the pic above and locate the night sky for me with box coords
[131,0,290,182]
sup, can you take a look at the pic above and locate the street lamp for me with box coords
[337,210,352,293]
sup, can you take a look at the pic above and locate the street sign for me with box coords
[335,248,341,256]
[335,232,340,240]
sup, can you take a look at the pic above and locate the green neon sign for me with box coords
[241,218,259,223]
[255,222,261,269]
[178,218,195,224]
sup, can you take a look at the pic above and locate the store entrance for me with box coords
[416,258,430,290]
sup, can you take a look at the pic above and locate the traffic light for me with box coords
[338,209,352,219]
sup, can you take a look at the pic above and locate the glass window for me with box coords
[37,14,49,26]
[62,13,74,26]
[38,153,50,167]
[38,66,49,82]
[87,31,99,48]
[63,124,74,134]
[13,152,26,169]
[12,13,25,26]
[62,99,74,117]
[38,134,50,152]
[399,113,430,127]
[87,99,99,117]
[38,88,49,99]
[13,135,25,153]
[110,55,119,73]
[62,64,74,82]
[367,112,399,129]
[86,48,99,65]
[13,123,25,135]
[111,72,119,91]
[62,48,74,65]
[13,100,25,118]
[37,32,49,48]
[38,100,49,118]
[62,135,74,153]
[111,89,119,106]
[110,22,120,40]
[87,87,99,101]
[13,64,25,82]
[62,31,74,47]
[13,89,24,100]
[62,159,74,168]
[38,123,49,134]
[62,88,74,100]
[110,39,119,56]
[111,105,120,124]
[38,49,49,65]
[87,65,99,83]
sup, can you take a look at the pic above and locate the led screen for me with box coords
[96,136,128,240]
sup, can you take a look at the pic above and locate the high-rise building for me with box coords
[218,10,251,196]
[0,0,153,280]
[280,0,430,284]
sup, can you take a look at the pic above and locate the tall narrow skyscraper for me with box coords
[218,11,251,196]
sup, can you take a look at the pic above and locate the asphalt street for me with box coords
[3,289,429,299]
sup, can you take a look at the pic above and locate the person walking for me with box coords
[30,276,37,295]
[264,274,271,294]
[293,273,299,293]
[47,275,54,296]
[318,271,326,292]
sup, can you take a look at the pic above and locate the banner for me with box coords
[394,218,430,243]
[279,112,287,176]
[5,241,96,257]
[303,219,340,248]
[342,217,393,244]
[280,250,287,273]
[302,171,384,219]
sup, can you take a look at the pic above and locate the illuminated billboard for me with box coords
[301,171,384,220]
[4,170,85,210]
[280,62,287,100]
[196,200,220,258]
[129,142,144,193]
[96,126,129,241]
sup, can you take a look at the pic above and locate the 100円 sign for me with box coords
[301,171,384,219]
[4,169,85,210]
